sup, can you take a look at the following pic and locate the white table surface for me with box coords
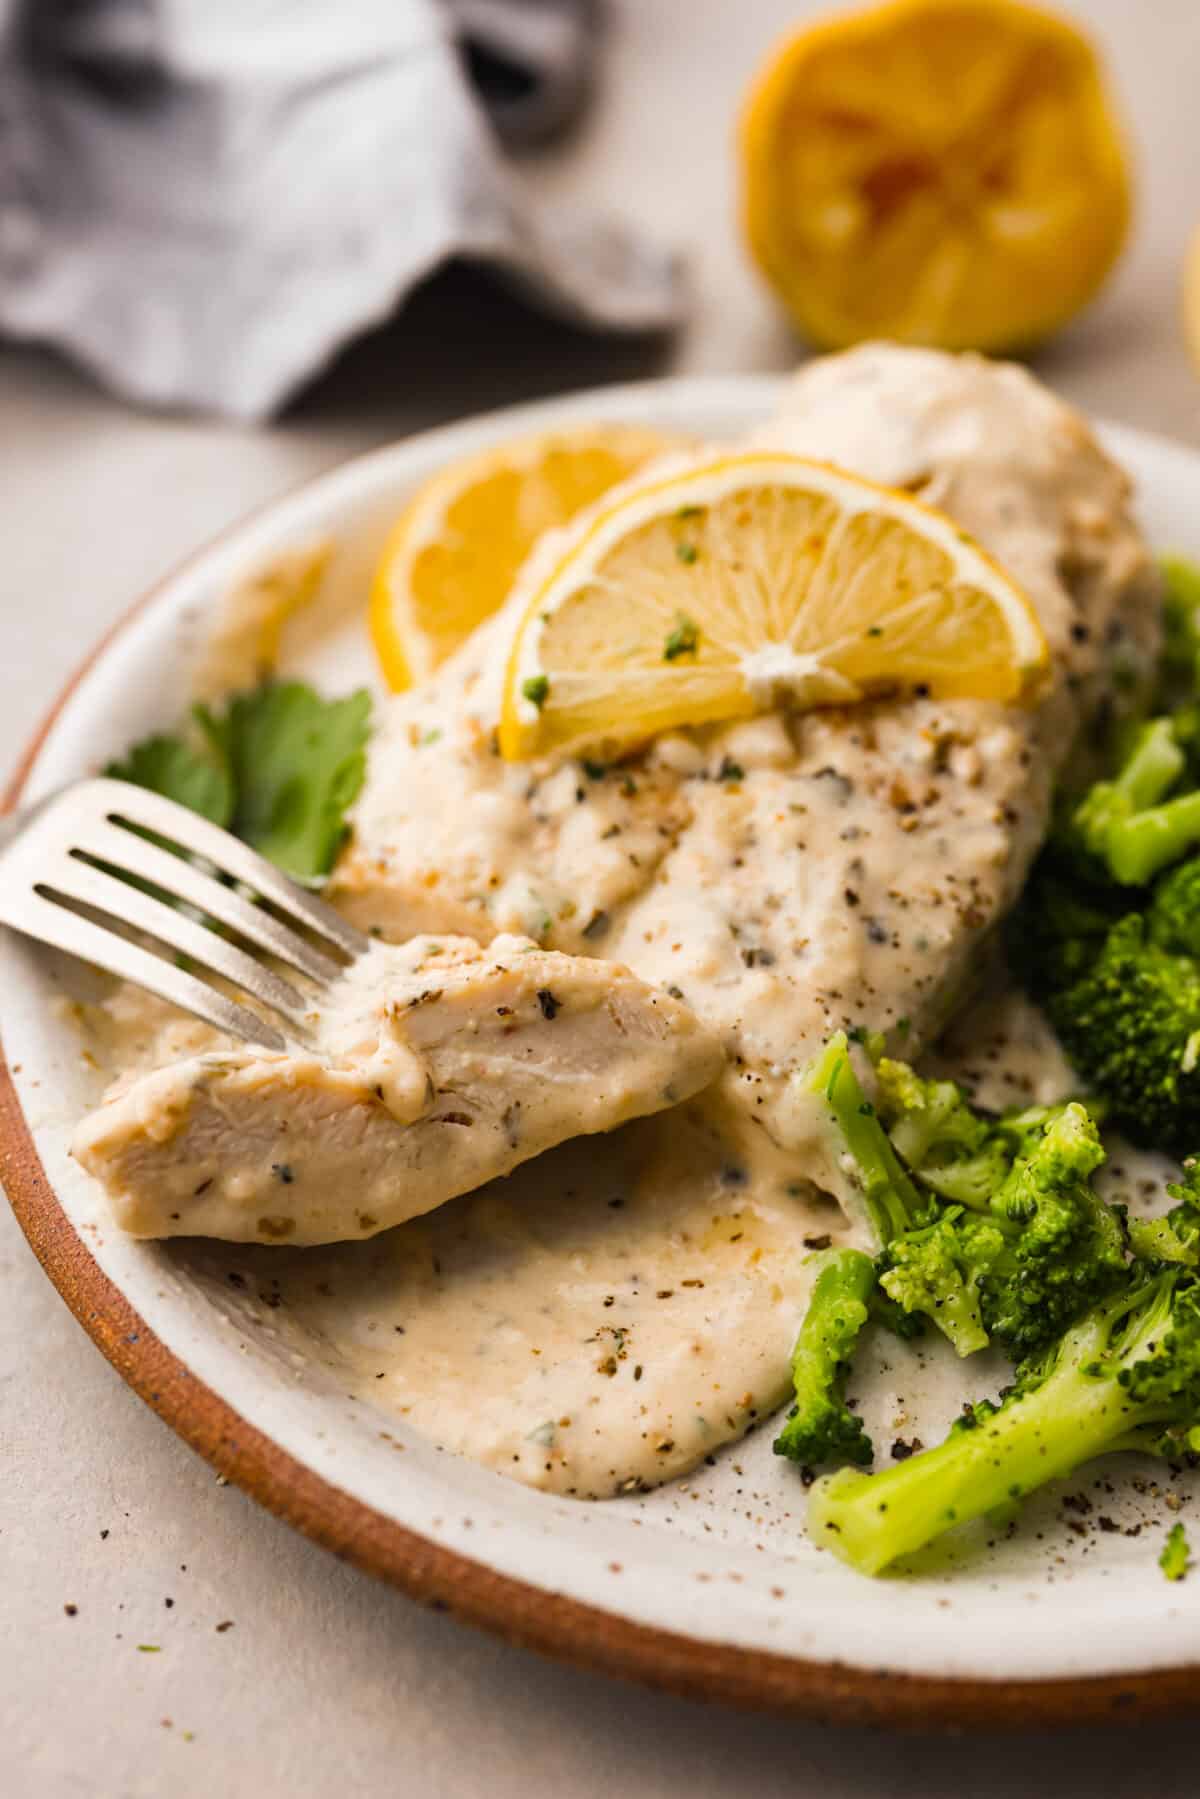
[4,2,1200,1791]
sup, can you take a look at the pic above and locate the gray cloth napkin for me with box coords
[0,0,684,419]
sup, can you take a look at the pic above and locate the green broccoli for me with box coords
[1068,716,1200,887]
[798,1034,928,1245]
[873,1056,1079,1212]
[1128,1158,1200,1266]
[876,1102,1126,1362]
[1009,844,1200,1154]
[1008,856,1130,996]
[1148,855,1200,957]
[873,1059,1011,1210]
[800,1042,1121,1360]
[875,1209,999,1356]
[1044,913,1200,1154]
[793,1037,996,1370]
[975,1103,1128,1359]
[807,1264,1200,1576]
[773,1248,876,1468]
[1159,555,1200,704]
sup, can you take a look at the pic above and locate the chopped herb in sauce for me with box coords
[522,675,551,710]
[1161,1521,1191,1581]
[663,615,700,661]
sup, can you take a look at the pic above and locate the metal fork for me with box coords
[0,779,369,1053]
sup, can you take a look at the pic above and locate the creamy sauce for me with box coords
[75,345,1161,1499]
[175,1100,855,1497]
[191,539,332,701]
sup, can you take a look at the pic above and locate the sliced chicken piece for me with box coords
[71,934,724,1244]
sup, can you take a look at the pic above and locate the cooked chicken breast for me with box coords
[68,346,1162,1497]
[332,347,1157,1171]
[71,934,723,1243]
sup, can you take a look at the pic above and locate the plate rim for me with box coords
[4,374,1200,1728]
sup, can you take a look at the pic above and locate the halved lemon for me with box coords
[369,425,678,689]
[1183,224,1200,376]
[498,450,1047,761]
[740,0,1131,353]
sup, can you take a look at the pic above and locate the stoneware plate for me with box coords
[4,377,1200,1728]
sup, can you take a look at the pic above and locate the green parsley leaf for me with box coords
[522,675,551,710]
[106,734,232,827]
[675,541,699,566]
[194,683,371,882]
[111,682,371,885]
[663,616,700,662]
[1161,1520,1191,1582]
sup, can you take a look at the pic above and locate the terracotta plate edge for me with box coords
[2,451,1199,1730]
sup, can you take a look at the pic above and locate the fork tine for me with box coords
[75,818,344,986]
[93,780,369,959]
[11,890,286,1051]
[43,859,315,1030]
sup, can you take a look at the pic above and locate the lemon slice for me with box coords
[740,0,1131,354]
[369,425,677,690]
[498,450,1047,761]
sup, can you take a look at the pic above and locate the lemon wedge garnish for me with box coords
[498,450,1047,761]
[369,425,678,690]
[740,0,1131,354]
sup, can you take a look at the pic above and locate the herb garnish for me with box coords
[663,616,700,661]
[108,681,371,883]
[1161,1520,1191,1581]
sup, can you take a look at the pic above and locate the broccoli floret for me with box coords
[1008,857,1130,995]
[1128,1158,1200,1265]
[873,1059,1010,1210]
[1068,716,1200,887]
[807,1265,1200,1576]
[873,1056,1084,1214]
[799,1038,997,1357]
[877,1102,1126,1362]
[802,1043,1120,1359]
[799,1034,927,1245]
[876,1209,999,1356]
[1159,556,1200,705]
[977,1104,1128,1359]
[773,1248,876,1468]
[1148,856,1200,956]
[1046,914,1200,1153]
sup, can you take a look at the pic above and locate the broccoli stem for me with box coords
[1116,718,1186,812]
[802,1035,925,1245]
[807,1291,1179,1576]
[774,1248,877,1468]
[1160,555,1200,698]
[1108,790,1200,885]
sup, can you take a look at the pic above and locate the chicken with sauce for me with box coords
[73,934,723,1243]
[69,346,1161,1497]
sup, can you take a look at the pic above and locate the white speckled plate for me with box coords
[4,378,1200,1725]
